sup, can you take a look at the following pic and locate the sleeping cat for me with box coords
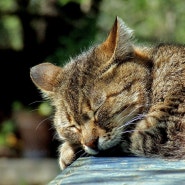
[30,17,185,170]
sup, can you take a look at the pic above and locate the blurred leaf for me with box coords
[57,0,83,6]
[0,135,6,146]
[0,0,17,12]
[0,120,16,147]
[12,101,24,112]
[98,0,185,43]
[0,16,23,50]
[1,120,15,134]
[38,102,52,116]
[6,133,18,147]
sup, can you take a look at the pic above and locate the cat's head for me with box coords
[30,17,151,155]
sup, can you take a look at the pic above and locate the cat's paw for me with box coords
[58,142,77,170]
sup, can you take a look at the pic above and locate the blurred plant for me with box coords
[51,16,97,65]
[0,119,18,148]
[0,15,23,50]
[97,0,185,44]
[0,118,21,157]
[38,102,53,117]
[0,100,53,158]
[58,0,82,6]
[47,0,99,65]
[12,100,52,117]
[11,100,55,158]
[0,0,17,12]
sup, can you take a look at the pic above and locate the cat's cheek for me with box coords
[98,135,121,151]
[98,136,111,150]
[58,129,81,144]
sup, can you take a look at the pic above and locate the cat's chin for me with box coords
[83,145,99,155]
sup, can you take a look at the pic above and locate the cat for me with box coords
[30,17,185,170]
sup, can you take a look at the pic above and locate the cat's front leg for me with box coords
[58,141,80,170]
[130,114,166,157]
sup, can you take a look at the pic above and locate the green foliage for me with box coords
[48,17,97,66]
[0,120,16,147]
[98,0,185,44]
[38,102,53,116]
[50,0,185,66]
[1,0,185,118]
[0,0,17,12]
[1,120,15,135]
[0,15,23,50]
[12,101,24,112]
[57,0,86,6]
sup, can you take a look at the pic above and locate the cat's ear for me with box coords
[30,62,62,93]
[97,16,133,61]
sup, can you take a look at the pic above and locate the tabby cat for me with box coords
[30,17,185,170]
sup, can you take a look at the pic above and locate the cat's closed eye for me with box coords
[67,125,80,132]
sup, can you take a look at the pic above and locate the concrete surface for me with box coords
[49,157,185,185]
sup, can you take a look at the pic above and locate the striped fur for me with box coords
[30,17,185,170]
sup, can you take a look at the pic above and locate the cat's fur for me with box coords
[30,17,185,170]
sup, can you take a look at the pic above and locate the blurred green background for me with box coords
[0,0,185,162]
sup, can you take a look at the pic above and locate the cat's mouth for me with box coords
[83,145,99,155]
[83,144,122,157]
[82,135,121,155]
[82,137,100,155]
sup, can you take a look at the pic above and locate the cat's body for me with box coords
[30,17,185,170]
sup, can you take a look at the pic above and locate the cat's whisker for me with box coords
[124,114,145,127]
[117,120,136,130]
[120,129,144,140]
[116,112,146,132]
[28,100,45,106]
[118,117,141,130]
[28,108,39,113]
[121,126,151,137]
[48,125,55,131]
[121,129,139,134]
[35,116,52,130]
[113,107,131,124]
[112,104,139,124]
[115,105,145,129]
[79,151,89,158]
[75,149,84,156]
[52,132,59,141]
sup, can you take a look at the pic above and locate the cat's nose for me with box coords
[83,138,99,155]
[84,138,98,149]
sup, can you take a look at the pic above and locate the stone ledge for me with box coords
[49,157,185,185]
